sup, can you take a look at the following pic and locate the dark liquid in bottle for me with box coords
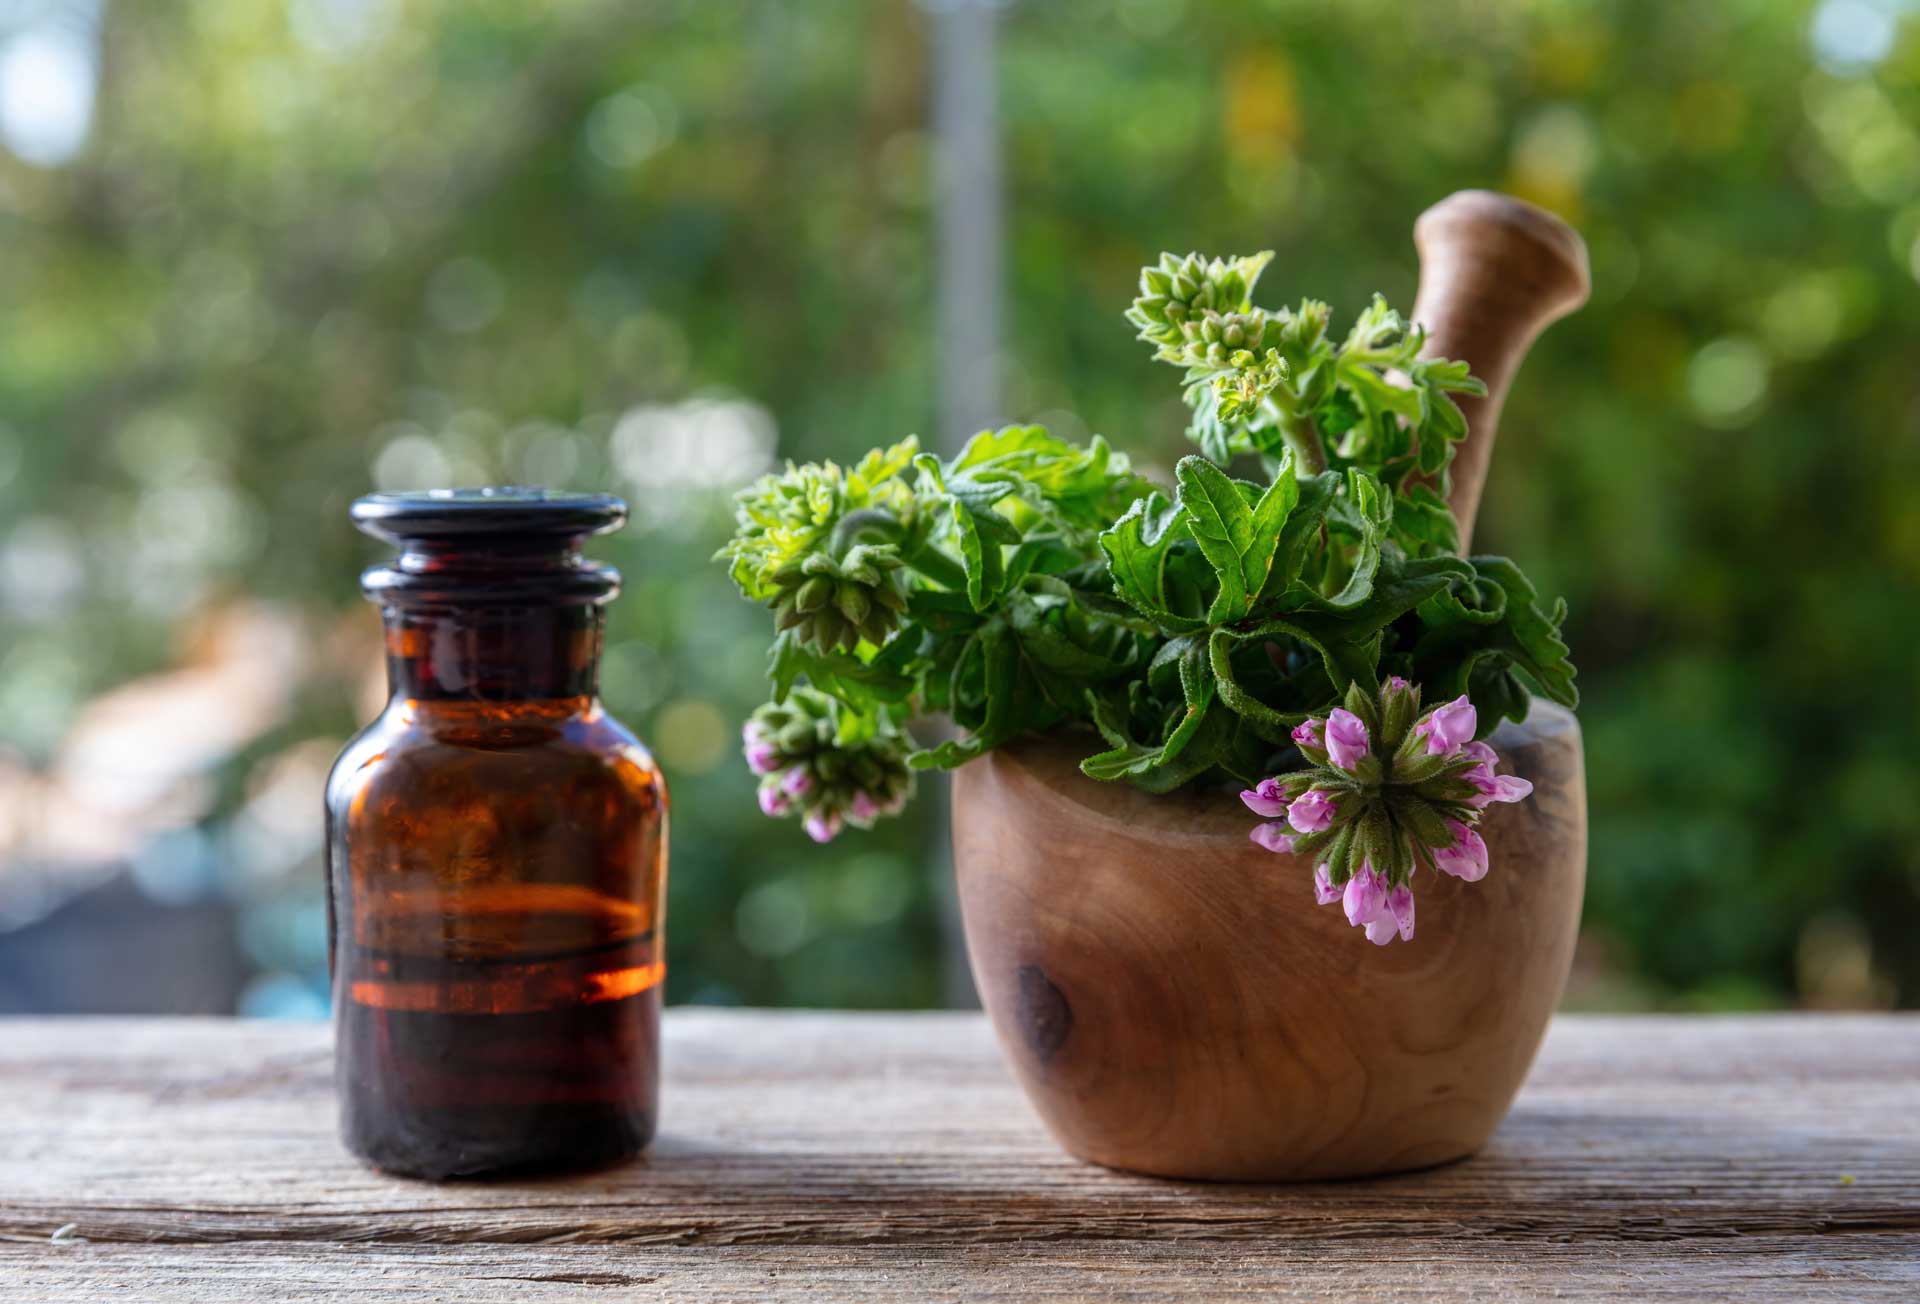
[335,892,661,1180]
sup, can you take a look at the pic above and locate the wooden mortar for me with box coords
[949,192,1591,1181]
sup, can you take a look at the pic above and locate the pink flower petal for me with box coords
[1325,708,1371,771]
[1249,822,1296,854]
[1422,694,1478,755]
[1387,885,1415,942]
[1433,819,1489,881]
[1490,774,1533,803]
[1343,863,1386,929]
[1287,789,1337,834]
[1313,864,1340,905]
[1239,777,1288,818]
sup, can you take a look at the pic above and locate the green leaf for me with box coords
[1078,631,1239,790]
[1006,588,1127,681]
[1312,470,1390,611]
[1388,483,1461,558]
[1244,615,1381,696]
[1078,693,1222,790]
[1408,555,1579,728]
[1099,490,1205,631]
[1208,628,1304,742]
[1300,551,1474,639]
[1174,456,1254,621]
[912,623,1025,768]
[767,629,914,707]
[1255,468,1338,607]
[1468,555,1579,708]
[1174,455,1299,623]
[950,496,1009,610]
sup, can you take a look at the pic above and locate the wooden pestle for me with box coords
[1410,190,1590,552]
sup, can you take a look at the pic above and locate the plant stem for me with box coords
[1271,398,1328,476]
[829,508,905,553]
[905,543,968,591]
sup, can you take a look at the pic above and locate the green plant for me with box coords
[720,253,1575,940]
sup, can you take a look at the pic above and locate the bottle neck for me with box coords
[383,604,603,703]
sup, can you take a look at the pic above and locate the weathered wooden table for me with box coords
[2,1012,1915,1301]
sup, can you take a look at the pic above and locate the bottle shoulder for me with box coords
[326,698,665,818]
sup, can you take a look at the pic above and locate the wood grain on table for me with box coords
[2,1011,1916,1301]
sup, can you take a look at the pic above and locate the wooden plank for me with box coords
[9,1238,1920,1303]
[0,1012,1915,1301]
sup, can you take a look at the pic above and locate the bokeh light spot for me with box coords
[372,429,452,490]
[1687,338,1770,428]
[585,85,677,170]
[0,22,97,167]
[652,699,729,775]
[736,877,812,958]
[426,257,505,334]
[1810,0,1898,74]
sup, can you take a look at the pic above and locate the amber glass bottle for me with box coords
[324,489,667,1179]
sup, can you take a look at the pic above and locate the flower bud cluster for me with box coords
[1126,251,1273,346]
[1238,676,1534,946]
[717,438,920,609]
[743,689,914,844]
[766,542,907,653]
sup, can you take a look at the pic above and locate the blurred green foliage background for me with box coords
[1,0,1915,1014]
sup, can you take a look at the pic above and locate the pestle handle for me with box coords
[1410,190,1590,551]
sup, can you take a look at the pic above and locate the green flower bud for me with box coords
[764,541,907,656]
[796,576,833,613]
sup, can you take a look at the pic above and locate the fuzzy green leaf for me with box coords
[1173,454,1300,623]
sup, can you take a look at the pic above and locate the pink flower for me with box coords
[849,791,881,822]
[1340,864,1415,946]
[1324,708,1370,771]
[1459,742,1497,799]
[1239,778,1289,818]
[1385,675,1412,694]
[1456,741,1533,810]
[745,740,782,774]
[1291,718,1325,751]
[1386,885,1415,942]
[1421,695,1477,755]
[1249,822,1296,854]
[1343,863,1386,929]
[1469,772,1534,809]
[1433,818,1489,881]
[781,766,814,797]
[1313,864,1340,905]
[1287,789,1337,834]
[803,810,842,843]
[757,784,790,818]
